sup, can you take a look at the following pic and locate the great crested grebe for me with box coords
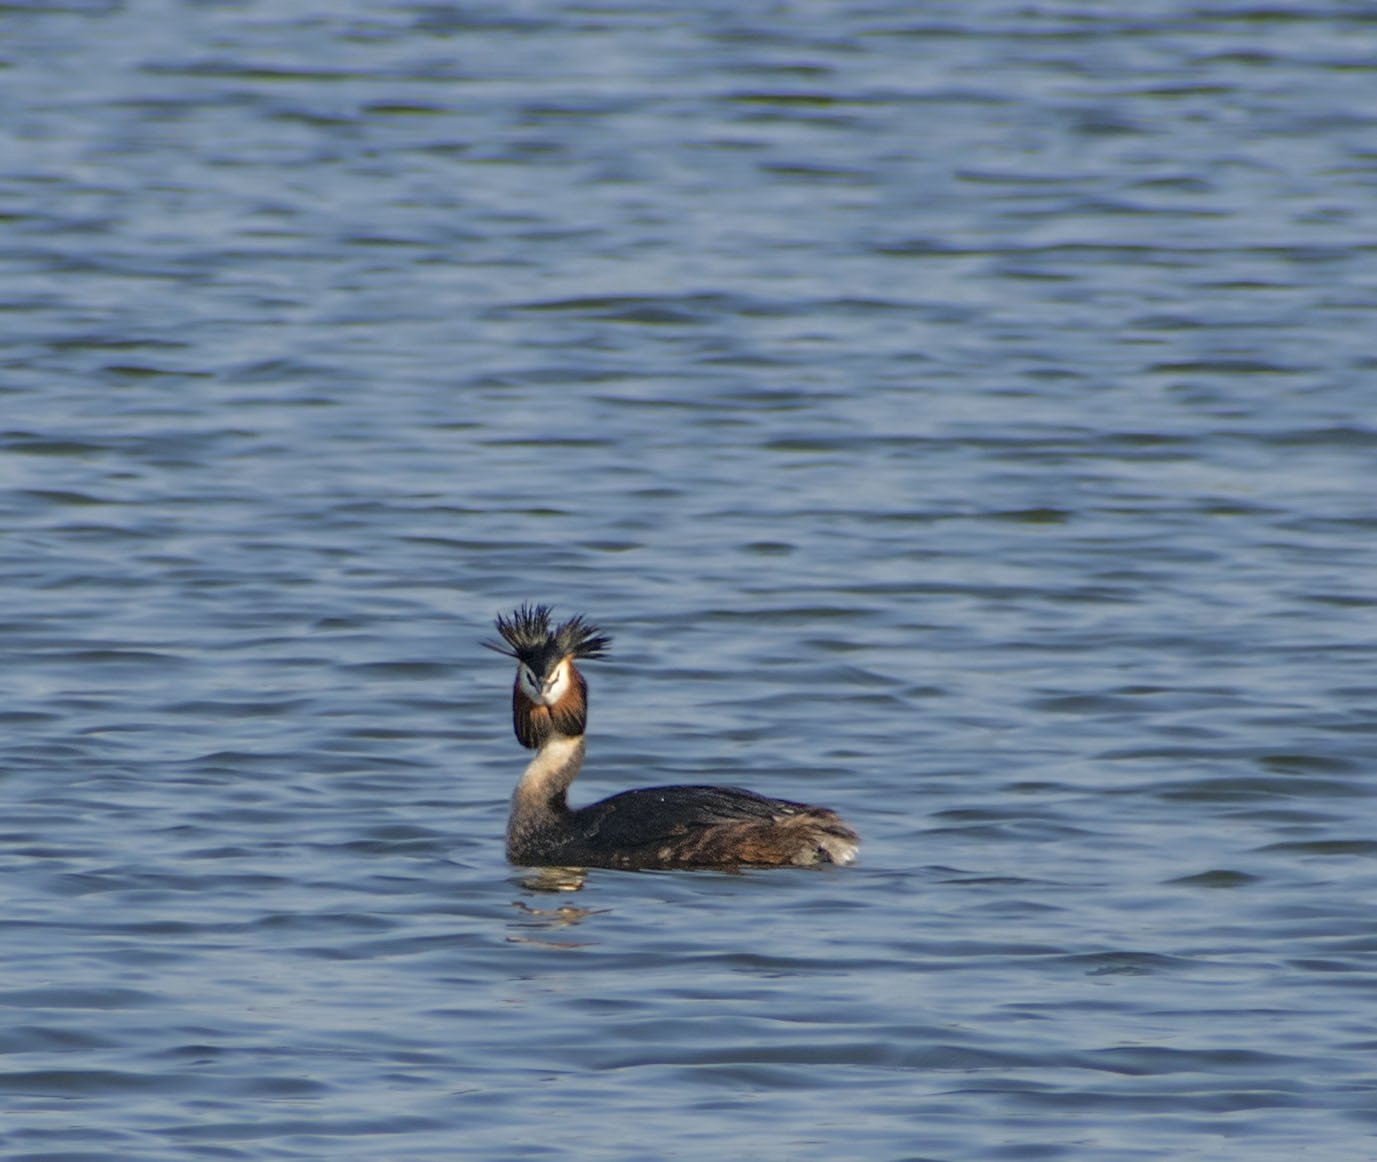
[484,604,859,870]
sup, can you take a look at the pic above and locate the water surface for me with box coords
[3,2,1377,1159]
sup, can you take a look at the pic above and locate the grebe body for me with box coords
[486,605,859,871]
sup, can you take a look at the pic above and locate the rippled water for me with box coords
[4,2,1377,1159]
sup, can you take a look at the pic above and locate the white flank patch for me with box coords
[820,835,859,865]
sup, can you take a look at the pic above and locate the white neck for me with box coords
[512,734,585,815]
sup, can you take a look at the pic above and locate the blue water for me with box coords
[3,2,1377,1159]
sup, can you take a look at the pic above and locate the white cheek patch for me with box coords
[541,660,571,705]
[519,659,570,706]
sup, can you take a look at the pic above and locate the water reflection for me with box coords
[507,891,606,949]
[515,867,589,894]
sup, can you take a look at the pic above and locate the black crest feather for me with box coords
[483,602,552,661]
[550,612,611,663]
[484,604,611,673]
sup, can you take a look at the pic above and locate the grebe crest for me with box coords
[483,603,610,749]
[487,604,860,871]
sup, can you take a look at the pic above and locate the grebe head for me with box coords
[484,603,611,748]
